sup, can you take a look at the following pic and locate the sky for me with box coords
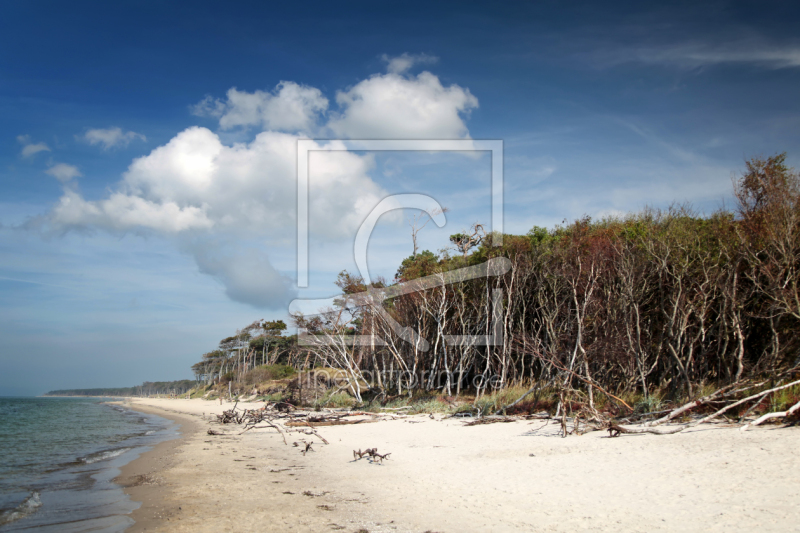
[1,0,799,395]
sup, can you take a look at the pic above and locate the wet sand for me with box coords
[115,404,201,531]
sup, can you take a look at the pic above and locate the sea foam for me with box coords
[0,491,42,527]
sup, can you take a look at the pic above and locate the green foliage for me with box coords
[239,364,296,386]
[261,319,287,334]
[770,384,800,412]
[527,225,554,247]
[261,392,284,402]
[185,154,800,406]
[314,391,356,409]
[633,395,664,415]
[335,270,368,294]
[249,336,267,350]
[258,364,296,380]
[396,250,439,281]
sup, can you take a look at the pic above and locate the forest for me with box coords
[190,154,800,415]
[44,380,197,397]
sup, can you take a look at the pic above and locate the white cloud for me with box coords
[83,127,146,149]
[71,126,384,238]
[191,242,295,307]
[598,41,800,70]
[328,71,478,139]
[44,60,477,307]
[381,52,438,74]
[17,135,51,157]
[46,127,389,306]
[192,81,328,132]
[190,62,476,140]
[22,143,51,157]
[45,163,82,183]
[642,45,800,69]
[51,189,214,233]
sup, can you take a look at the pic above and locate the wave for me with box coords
[0,491,42,527]
[79,448,131,464]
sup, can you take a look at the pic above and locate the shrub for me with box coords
[633,395,664,415]
[241,364,296,386]
[314,392,356,409]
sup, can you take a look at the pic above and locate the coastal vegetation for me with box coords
[44,380,196,397]
[62,155,800,428]
[187,155,799,425]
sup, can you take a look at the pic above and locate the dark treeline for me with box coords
[292,154,800,403]
[45,380,196,397]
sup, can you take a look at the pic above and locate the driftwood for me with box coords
[493,383,539,416]
[213,402,395,449]
[740,398,800,431]
[353,447,391,463]
[464,416,516,426]
[240,417,289,445]
[353,448,374,460]
[610,378,800,436]
[641,383,740,427]
[286,419,377,427]
[291,421,330,444]
[293,441,314,455]
[691,379,800,427]
[607,423,685,437]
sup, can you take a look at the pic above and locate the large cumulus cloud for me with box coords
[43,56,478,308]
[328,71,477,139]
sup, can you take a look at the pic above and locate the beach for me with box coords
[119,398,800,532]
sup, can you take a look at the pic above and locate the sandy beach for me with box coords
[114,398,800,533]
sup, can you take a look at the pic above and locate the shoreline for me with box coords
[0,398,179,532]
[117,399,386,532]
[118,397,800,533]
[115,403,201,532]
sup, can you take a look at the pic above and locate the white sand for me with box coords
[123,397,800,532]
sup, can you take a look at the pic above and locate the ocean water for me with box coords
[0,397,176,532]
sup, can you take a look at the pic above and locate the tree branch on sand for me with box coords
[607,377,800,436]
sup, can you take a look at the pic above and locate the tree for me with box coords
[396,250,438,281]
[408,207,448,256]
[450,223,485,258]
[736,153,800,321]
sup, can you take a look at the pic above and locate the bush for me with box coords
[241,364,296,385]
[314,392,356,409]
[633,395,664,414]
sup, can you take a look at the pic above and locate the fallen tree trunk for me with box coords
[740,399,800,431]
[285,419,377,427]
[241,419,289,445]
[691,379,800,427]
[643,383,737,427]
[616,379,800,436]
[607,423,686,437]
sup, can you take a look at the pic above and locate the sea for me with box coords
[0,397,177,532]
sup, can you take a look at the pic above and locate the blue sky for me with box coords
[2,1,799,395]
